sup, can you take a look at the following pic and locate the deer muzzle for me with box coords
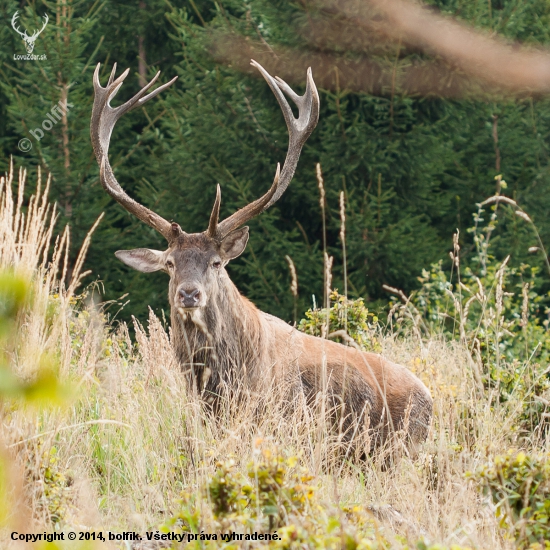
[178,287,202,309]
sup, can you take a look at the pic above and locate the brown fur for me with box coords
[157,233,433,453]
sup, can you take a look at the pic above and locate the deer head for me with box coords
[11,11,48,54]
[90,62,319,313]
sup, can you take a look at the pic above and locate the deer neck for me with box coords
[170,277,266,397]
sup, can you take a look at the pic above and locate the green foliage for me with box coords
[160,447,389,548]
[156,447,481,549]
[26,443,73,525]
[389,189,550,434]
[412,193,550,362]
[468,451,550,549]
[208,450,315,528]
[41,446,70,524]
[415,255,550,360]
[2,0,550,325]
[298,290,381,352]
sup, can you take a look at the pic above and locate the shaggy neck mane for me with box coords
[170,275,267,399]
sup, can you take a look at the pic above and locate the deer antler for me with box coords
[33,13,49,39]
[11,12,28,39]
[90,63,178,242]
[207,60,320,241]
[11,12,48,39]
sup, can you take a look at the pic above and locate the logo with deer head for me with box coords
[11,11,48,54]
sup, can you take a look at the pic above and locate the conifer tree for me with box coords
[0,0,548,323]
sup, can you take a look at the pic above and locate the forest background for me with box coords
[1,0,549,325]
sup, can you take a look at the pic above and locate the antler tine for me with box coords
[11,12,27,38]
[91,63,179,242]
[208,164,281,240]
[39,13,48,32]
[107,63,118,87]
[212,60,319,241]
[207,184,222,238]
[263,65,319,208]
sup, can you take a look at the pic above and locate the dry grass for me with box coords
[1,163,546,549]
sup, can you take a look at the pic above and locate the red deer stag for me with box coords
[90,61,432,452]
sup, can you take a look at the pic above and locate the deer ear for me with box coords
[115,249,165,273]
[220,227,249,260]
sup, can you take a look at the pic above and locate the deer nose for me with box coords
[178,288,201,308]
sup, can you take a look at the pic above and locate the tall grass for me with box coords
[1,161,548,549]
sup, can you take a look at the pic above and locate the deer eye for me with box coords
[212,260,222,269]
[166,260,174,269]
